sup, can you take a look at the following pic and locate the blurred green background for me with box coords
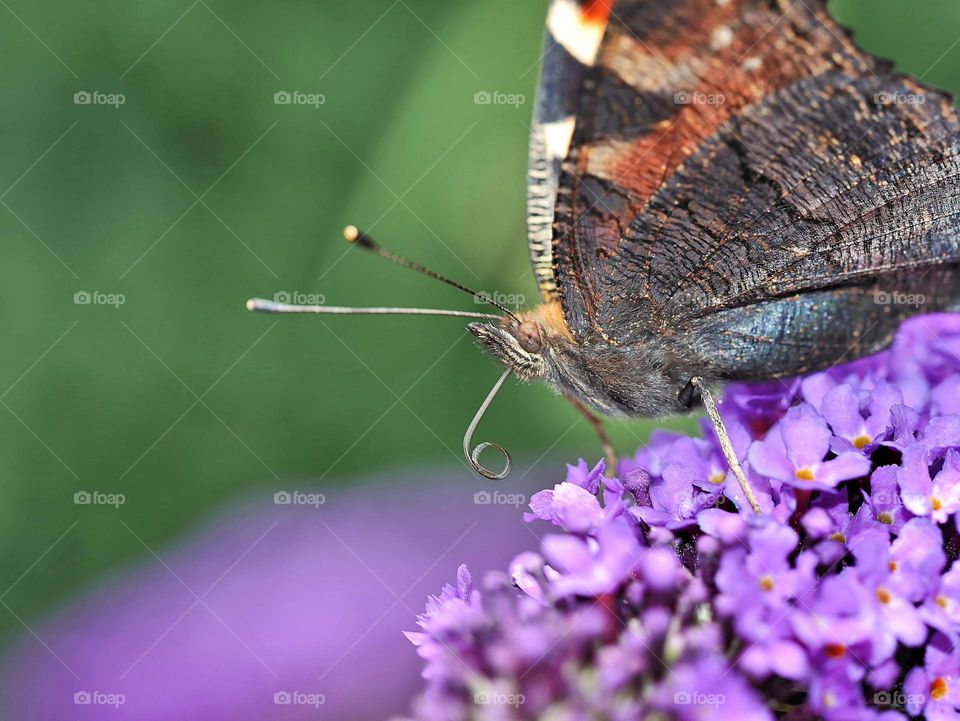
[0,0,958,650]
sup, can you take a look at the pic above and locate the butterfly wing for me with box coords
[527,0,612,302]
[543,0,960,353]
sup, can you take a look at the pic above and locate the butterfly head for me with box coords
[467,301,574,382]
[467,318,548,381]
[468,298,686,419]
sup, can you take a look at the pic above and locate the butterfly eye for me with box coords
[517,321,542,354]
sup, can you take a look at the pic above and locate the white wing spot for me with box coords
[710,25,734,51]
[547,0,606,66]
[542,116,576,161]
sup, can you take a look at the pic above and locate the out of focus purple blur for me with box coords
[0,470,546,720]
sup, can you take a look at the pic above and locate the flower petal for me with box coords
[815,452,872,488]
[821,384,864,440]
[780,404,832,468]
[747,439,793,483]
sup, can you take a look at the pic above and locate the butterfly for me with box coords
[250,0,960,511]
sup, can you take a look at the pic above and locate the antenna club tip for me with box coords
[343,225,360,242]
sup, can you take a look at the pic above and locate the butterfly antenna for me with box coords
[464,369,513,480]
[343,225,519,322]
[245,299,501,320]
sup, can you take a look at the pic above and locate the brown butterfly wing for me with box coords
[548,0,960,345]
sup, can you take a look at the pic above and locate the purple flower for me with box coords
[805,491,881,565]
[933,376,960,416]
[819,381,903,452]
[617,429,686,480]
[563,457,606,493]
[886,517,947,601]
[541,516,642,597]
[898,443,960,523]
[630,461,723,529]
[903,632,960,719]
[807,664,874,720]
[402,315,960,721]
[406,564,483,659]
[698,508,747,544]
[715,521,816,681]
[792,570,890,670]
[864,465,910,531]
[656,656,773,721]
[724,377,800,433]
[525,460,629,534]
[850,526,927,648]
[525,480,606,532]
[923,415,960,459]
[748,404,871,491]
[716,521,810,612]
[921,561,960,636]
[661,434,731,490]
[887,402,923,450]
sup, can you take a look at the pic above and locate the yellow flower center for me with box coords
[876,587,892,604]
[759,575,775,592]
[889,561,898,572]
[853,434,871,449]
[932,677,948,701]
[933,497,944,511]
[829,532,846,544]
[937,595,950,610]
[795,467,816,481]
[708,471,726,485]
[877,512,894,525]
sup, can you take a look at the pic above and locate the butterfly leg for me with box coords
[566,395,618,472]
[683,377,763,515]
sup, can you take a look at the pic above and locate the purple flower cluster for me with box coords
[399,315,960,721]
